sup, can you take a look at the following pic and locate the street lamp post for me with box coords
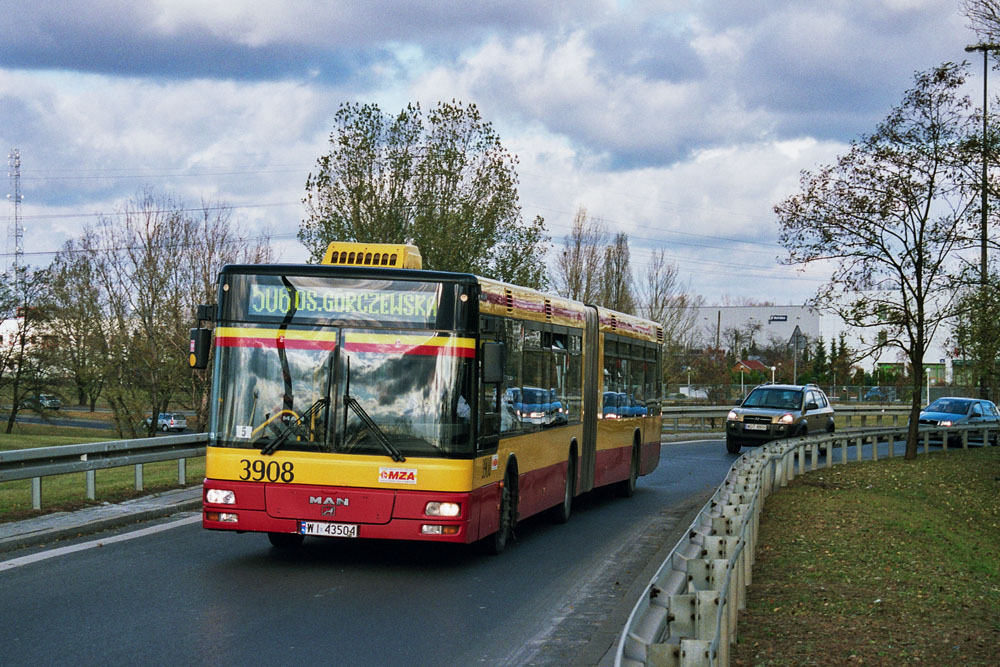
[966,43,1000,399]
[965,43,1000,288]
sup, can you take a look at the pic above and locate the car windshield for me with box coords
[743,388,803,410]
[211,326,474,458]
[925,399,972,416]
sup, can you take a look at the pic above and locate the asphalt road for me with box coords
[0,439,736,667]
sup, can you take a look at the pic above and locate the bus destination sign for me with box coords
[248,283,439,324]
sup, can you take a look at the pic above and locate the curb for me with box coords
[0,486,203,554]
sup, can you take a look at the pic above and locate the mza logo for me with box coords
[379,467,417,484]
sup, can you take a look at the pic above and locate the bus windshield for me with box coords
[210,326,475,458]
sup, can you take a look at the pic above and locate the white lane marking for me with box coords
[0,514,201,572]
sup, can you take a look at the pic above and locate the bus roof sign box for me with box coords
[322,242,422,269]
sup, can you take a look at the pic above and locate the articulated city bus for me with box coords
[195,242,663,553]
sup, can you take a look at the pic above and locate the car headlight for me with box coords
[939,420,953,427]
[727,410,738,421]
[778,413,796,424]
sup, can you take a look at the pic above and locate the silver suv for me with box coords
[145,412,188,432]
[725,383,835,454]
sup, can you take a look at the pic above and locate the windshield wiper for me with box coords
[341,356,405,462]
[260,398,328,456]
[344,395,406,462]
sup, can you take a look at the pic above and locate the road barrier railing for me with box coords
[0,433,208,510]
[615,421,997,667]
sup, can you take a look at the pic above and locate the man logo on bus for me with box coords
[379,467,417,484]
[309,496,350,506]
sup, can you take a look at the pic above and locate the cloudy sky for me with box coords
[0,0,979,305]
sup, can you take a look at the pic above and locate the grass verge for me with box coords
[733,447,1000,665]
[0,424,204,523]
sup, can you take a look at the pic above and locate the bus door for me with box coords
[477,317,503,454]
[580,306,600,493]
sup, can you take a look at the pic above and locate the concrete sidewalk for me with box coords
[0,486,203,554]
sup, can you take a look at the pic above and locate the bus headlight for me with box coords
[425,501,461,517]
[206,489,236,505]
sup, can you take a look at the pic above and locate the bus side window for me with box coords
[501,319,523,435]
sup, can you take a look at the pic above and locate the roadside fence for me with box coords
[615,422,996,666]
[0,433,208,510]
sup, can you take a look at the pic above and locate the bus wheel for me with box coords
[490,472,516,555]
[267,532,304,548]
[618,444,639,498]
[552,454,575,524]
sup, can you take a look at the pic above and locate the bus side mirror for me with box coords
[189,328,212,369]
[483,342,504,384]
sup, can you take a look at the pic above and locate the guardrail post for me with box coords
[942,429,948,452]
[855,436,863,462]
[134,463,143,491]
[679,639,711,667]
[86,470,96,500]
[923,430,929,454]
[962,430,969,449]
[872,434,878,461]
[178,458,187,485]
[860,415,867,427]
[31,477,41,510]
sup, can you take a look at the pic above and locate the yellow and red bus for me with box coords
[197,242,662,553]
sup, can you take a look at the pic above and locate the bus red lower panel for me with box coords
[593,445,629,488]
[515,459,566,520]
[202,479,491,544]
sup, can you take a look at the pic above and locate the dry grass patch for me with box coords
[733,447,1000,665]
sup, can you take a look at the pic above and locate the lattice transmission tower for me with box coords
[7,148,24,303]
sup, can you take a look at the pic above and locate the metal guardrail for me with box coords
[615,422,997,666]
[0,433,208,510]
[660,404,912,433]
[0,405,913,509]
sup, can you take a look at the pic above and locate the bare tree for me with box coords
[178,200,274,431]
[47,235,108,411]
[964,0,1000,40]
[0,269,53,433]
[554,207,607,303]
[776,64,978,459]
[638,248,703,384]
[601,232,635,314]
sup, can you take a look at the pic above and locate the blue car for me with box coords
[917,397,1000,445]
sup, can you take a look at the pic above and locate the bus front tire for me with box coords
[489,471,516,555]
